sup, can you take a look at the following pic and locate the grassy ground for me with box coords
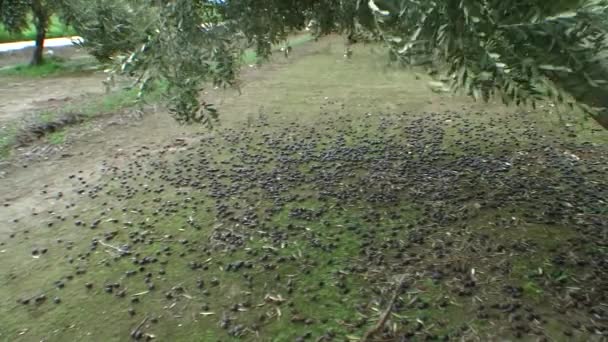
[242,34,315,65]
[0,16,76,43]
[0,55,100,77]
[0,38,607,342]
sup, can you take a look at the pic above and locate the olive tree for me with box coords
[0,0,56,65]
[62,0,608,128]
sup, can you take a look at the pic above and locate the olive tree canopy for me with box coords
[60,0,608,128]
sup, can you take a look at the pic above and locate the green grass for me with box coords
[0,37,606,340]
[2,111,602,340]
[47,130,65,145]
[1,119,605,340]
[0,15,76,43]
[0,56,100,77]
[0,124,17,158]
[38,111,59,123]
[0,59,63,77]
[242,34,314,65]
[83,81,167,116]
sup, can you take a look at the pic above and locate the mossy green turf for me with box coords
[0,38,606,341]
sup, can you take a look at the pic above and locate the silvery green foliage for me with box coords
[61,0,608,126]
[371,0,608,121]
[58,0,147,62]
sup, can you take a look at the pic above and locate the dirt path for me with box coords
[0,73,106,123]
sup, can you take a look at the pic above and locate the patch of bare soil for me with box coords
[0,73,106,124]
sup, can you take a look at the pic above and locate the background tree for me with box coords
[0,0,55,65]
[57,0,150,62]
[60,0,608,128]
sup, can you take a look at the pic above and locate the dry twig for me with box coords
[360,275,407,342]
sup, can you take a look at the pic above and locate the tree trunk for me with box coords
[30,0,48,66]
[31,25,46,66]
